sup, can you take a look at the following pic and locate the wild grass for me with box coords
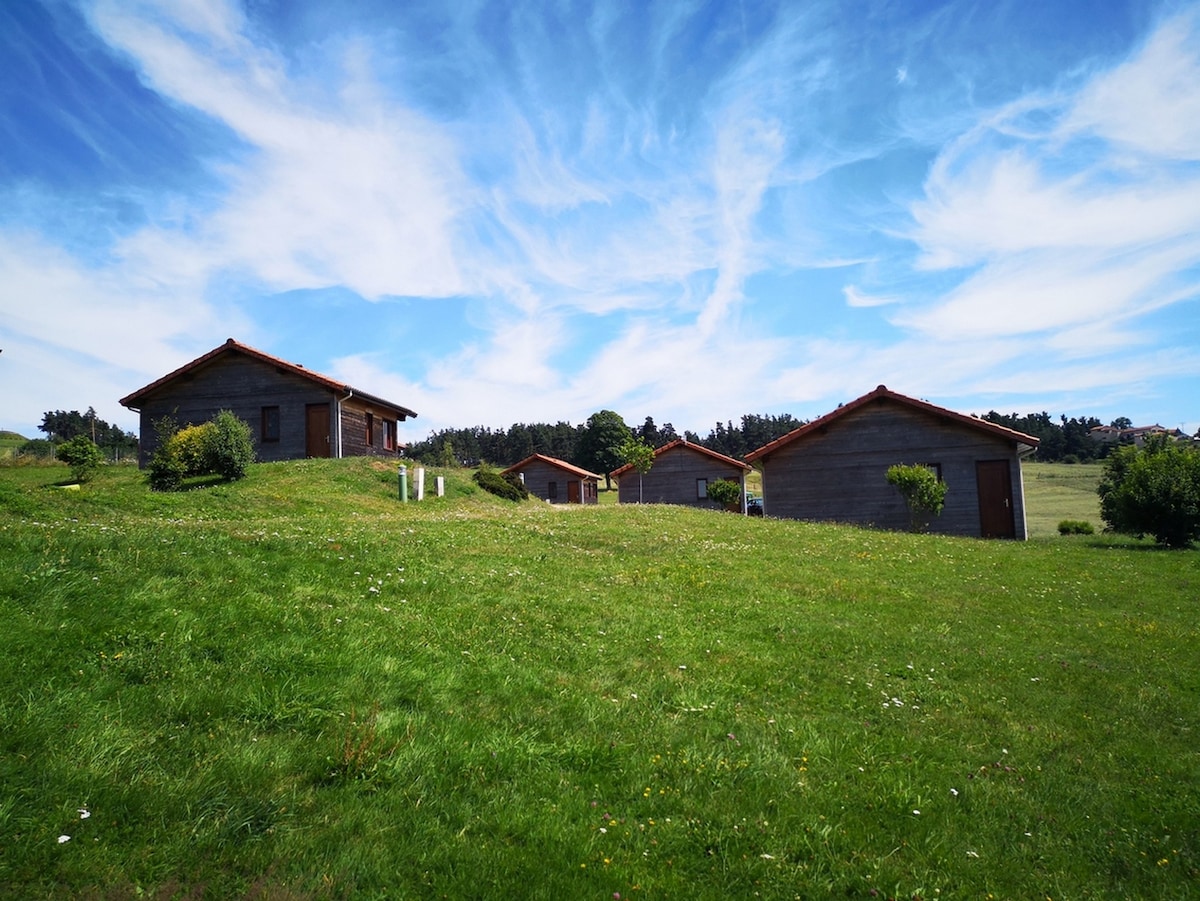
[0,459,1196,899]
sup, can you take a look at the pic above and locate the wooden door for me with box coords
[306,403,331,458]
[567,480,581,504]
[976,460,1015,538]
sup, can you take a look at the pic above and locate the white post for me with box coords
[415,466,425,501]
[435,475,445,497]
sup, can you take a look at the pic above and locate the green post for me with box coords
[398,464,408,503]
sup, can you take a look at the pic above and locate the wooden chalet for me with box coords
[744,385,1040,539]
[120,339,417,466]
[501,454,601,504]
[611,438,752,511]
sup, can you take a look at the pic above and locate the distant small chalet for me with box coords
[611,438,752,511]
[502,454,601,504]
[120,339,417,466]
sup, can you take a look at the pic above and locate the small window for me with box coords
[384,419,396,451]
[923,463,944,481]
[261,406,280,442]
[548,480,558,499]
[696,478,708,499]
[365,412,375,446]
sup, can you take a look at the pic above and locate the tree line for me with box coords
[21,408,139,461]
[405,412,817,475]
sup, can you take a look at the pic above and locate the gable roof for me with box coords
[501,453,601,480]
[610,437,753,478]
[119,338,418,420]
[744,385,1039,464]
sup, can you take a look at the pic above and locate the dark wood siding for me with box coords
[513,459,598,504]
[758,402,1028,538]
[134,353,338,465]
[339,401,401,459]
[618,445,746,509]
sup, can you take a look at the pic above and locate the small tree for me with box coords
[886,464,947,532]
[705,478,742,511]
[618,436,655,503]
[1098,435,1200,548]
[56,435,104,483]
[575,410,630,491]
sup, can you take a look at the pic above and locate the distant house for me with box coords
[611,438,752,511]
[744,385,1040,539]
[502,454,600,504]
[120,338,417,466]
[1089,423,1184,447]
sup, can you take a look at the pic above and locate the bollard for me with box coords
[398,464,408,503]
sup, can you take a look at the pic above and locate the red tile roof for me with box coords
[502,453,601,480]
[120,338,417,419]
[610,437,752,478]
[744,385,1039,463]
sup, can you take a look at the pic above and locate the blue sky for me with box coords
[3,0,1199,443]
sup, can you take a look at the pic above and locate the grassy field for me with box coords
[1022,461,1103,538]
[1,459,1196,899]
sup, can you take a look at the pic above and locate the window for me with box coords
[261,406,280,442]
[365,412,375,446]
[696,478,708,499]
[384,419,396,451]
[922,462,944,481]
[548,481,558,499]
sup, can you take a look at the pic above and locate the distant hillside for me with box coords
[0,431,29,457]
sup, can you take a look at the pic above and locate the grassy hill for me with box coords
[1,459,1195,899]
[0,430,28,459]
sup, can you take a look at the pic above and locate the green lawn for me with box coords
[1,458,1195,899]
[1023,461,1103,537]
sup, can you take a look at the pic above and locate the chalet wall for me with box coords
[514,459,597,504]
[134,355,339,465]
[758,402,1028,538]
[339,401,403,459]
[618,446,745,508]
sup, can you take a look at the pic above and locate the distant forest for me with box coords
[405,409,1142,470]
[20,408,139,460]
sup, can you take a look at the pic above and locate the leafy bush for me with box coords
[206,410,255,480]
[473,464,529,501]
[885,464,947,532]
[147,416,185,492]
[1098,435,1200,548]
[173,423,215,477]
[1057,520,1095,536]
[147,411,255,490]
[56,435,104,483]
[705,478,742,510]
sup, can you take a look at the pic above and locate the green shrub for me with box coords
[885,463,947,532]
[705,478,742,510]
[147,416,185,492]
[205,410,255,480]
[173,423,215,477]
[1057,519,1095,535]
[1098,435,1200,548]
[473,464,529,501]
[56,435,104,483]
[147,411,254,490]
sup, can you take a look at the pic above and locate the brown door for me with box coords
[306,403,331,458]
[976,460,1015,538]
[567,480,581,504]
